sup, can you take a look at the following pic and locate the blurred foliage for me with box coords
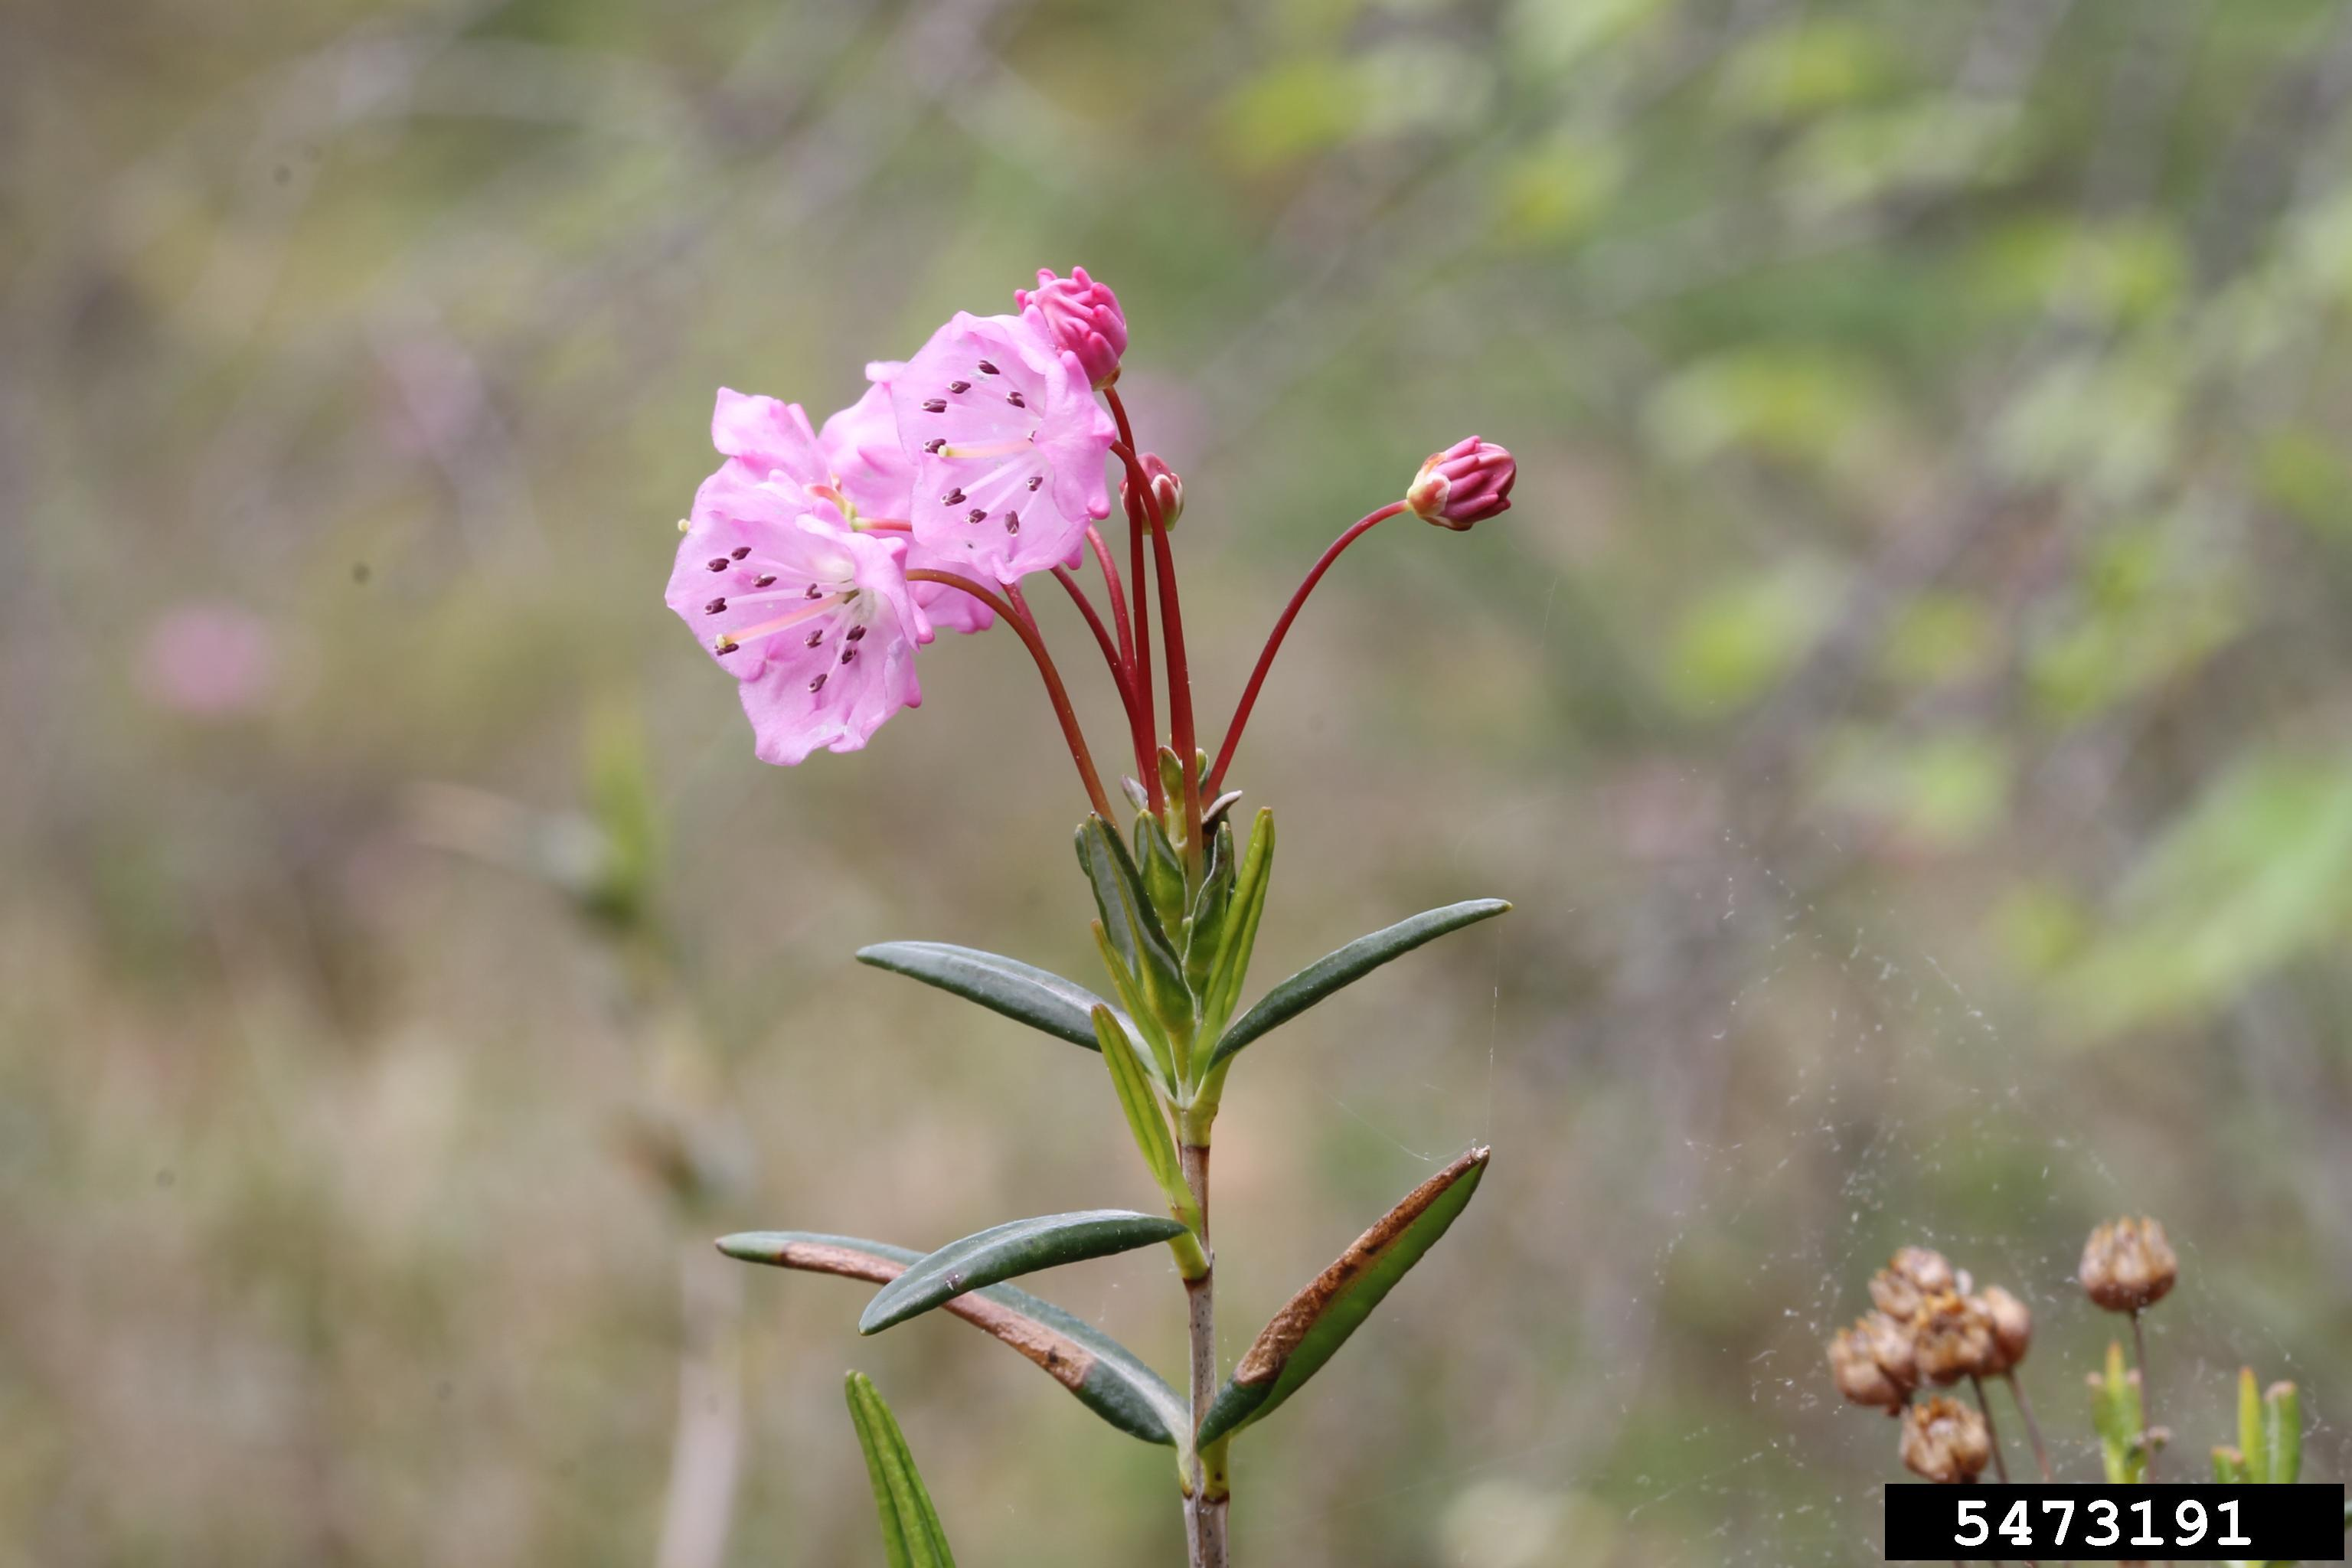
[5,0,2352,1564]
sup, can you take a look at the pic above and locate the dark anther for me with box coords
[730,546,751,560]
[716,642,740,656]
[1004,513,1021,534]
[1026,475,1043,490]
[704,597,727,615]
[922,399,947,413]
[805,583,823,599]
[976,360,999,375]
[706,557,728,572]
[1006,390,1026,409]
[808,673,827,692]
[805,629,822,647]
[942,487,965,505]
[967,508,986,524]
[923,438,946,454]
[847,626,867,642]
[755,574,777,588]
[947,380,970,394]
[840,647,858,665]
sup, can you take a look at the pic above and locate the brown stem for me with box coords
[2131,1308,2158,1480]
[2003,1371,2053,1481]
[1971,1374,2012,1484]
[905,569,1116,822]
[1180,1142,1227,1568]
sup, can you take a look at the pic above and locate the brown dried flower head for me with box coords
[1870,1246,1956,1321]
[1913,1291,1998,1385]
[1900,1396,1992,1483]
[2080,1217,2178,1312]
[1857,1309,1918,1393]
[1978,1285,2030,1373]
[1829,1320,1909,1413]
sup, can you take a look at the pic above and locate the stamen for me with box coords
[677,518,691,534]
[714,635,739,654]
[976,360,999,375]
[847,626,867,642]
[718,593,848,650]
[923,438,946,454]
[939,439,1031,461]
[1006,390,1026,409]
[922,399,946,413]
[942,487,966,505]
[1005,513,1021,534]
[805,583,822,599]
[1026,475,1043,491]
[947,380,970,394]
[755,575,777,588]
[840,647,858,665]
[806,629,823,647]
[730,546,751,560]
[706,557,729,573]
[808,673,827,692]
[967,508,986,524]
[705,597,727,615]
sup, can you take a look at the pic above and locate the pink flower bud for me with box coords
[1405,436,1515,530]
[1123,451,1183,528]
[1015,266,1126,390]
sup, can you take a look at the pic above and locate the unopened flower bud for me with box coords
[1406,436,1516,529]
[1978,1285,2031,1372]
[1123,452,1182,528]
[1913,1291,1998,1385]
[1016,266,1126,389]
[1901,1396,1992,1483]
[2080,1217,2178,1312]
[1829,1320,1909,1413]
[1857,1309,1918,1393]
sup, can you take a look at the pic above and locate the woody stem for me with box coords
[1206,501,1410,795]
[906,569,1116,822]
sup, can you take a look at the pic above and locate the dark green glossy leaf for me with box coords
[1197,1147,1490,1446]
[857,941,1125,1053]
[1076,818,1194,1050]
[860,1210,1191,1335]
[1197,808,1274,1049]
[844,1371,957,1567]
[718,1230,1184,1444]
[1208,897,1510,1070]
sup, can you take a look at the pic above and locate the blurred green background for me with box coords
[5,0,2350,1563]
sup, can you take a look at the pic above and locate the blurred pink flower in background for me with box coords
[138,604,279,718]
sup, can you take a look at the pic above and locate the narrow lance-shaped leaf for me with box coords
[857,942,1135,1054]
[2237,1367,2267,1485]
[1134,811,1187,940]
[2265,1380,2301,1484]
[844,1372,957,1568]
[1197,808,1274,1048]
[1210,897,1510,1070]
[1093,923,1178,1092]
[861,1210,1190,1335]
[1197,1146,1491,1446]
[2211,1446,2249,1484]
[1184,818,1236,999]
[1076,818,1194,1054]
[1093,1005,1203,1240]
[718,1230,1184,1445]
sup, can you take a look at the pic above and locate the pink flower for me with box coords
[668,449,930,767]
[1015,266,1126,389]
[139,604,276,717]
[1405,436,1516,530]
[880,312,1116,586]
[818,381,995,634]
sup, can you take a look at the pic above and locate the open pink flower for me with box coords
[880,312,1115,586]
[819,381,995,634]
[668,454,929,766]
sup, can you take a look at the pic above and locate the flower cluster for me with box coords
[666,265,1517,829]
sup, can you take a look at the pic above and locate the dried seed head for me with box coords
[1901,1396,1992,1483]
[1857,1309,1918,1393]
[1829,1320,1909,1413]
[1978,1285,2031,1372]
[1913,1291,1998,1385]
[1869,1246,1955,1321]
[2080,1217,2178,1312]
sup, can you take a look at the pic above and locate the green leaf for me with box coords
[1076,818,1194,1053]
[857,942,1129,1054]
[2238,1367,2266,1485]
[717,1230,1184,1445]
[1198,809,1274,1048]
[1093,923,1178,1092]
[2265,1380,2301,1484]
[844,1372,957,1567]
[1197,1146,1490,1446]
[1184,818,1237,998]
[1134,812,1187,939]
[1209,898,1511,1070]
[860,1210,1191,1335]
[1093,1006,1201,1236]
[2210,1446,2248,1485]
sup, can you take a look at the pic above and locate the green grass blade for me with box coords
[719,1231,1184,1445]
[859,1210,1190,1335]
[1209,897,1510,1070]
[844,1372,956,1567]
[1197,1146,1490,1446]
[856,941,1129,1053]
